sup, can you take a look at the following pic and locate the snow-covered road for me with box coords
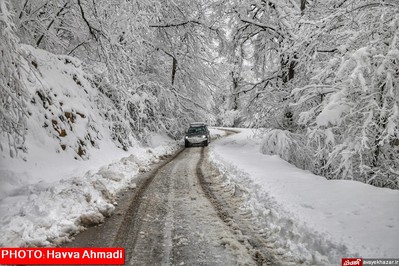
[2,128,398,265]
[66,145,294,265]
[119,147,255,265]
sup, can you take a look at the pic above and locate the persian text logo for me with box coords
[342,258,363,266]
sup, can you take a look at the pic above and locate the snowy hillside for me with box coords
[0,45,180,247]
[1,45,134,196]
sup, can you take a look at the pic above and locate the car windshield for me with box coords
[187,126,205,134]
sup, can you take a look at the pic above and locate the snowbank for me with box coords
[0,136,179,247]
[0,45,181,247]
[209,128,399,264]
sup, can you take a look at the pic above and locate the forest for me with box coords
[1,0,398,189]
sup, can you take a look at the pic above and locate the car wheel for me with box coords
[204,140,208,147]
[185,141,190,148]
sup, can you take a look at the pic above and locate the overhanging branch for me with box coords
[77,0,100,40]
[150,20,218,32]
[238,16,283,38]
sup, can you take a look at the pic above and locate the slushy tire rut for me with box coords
[66,142,295,265]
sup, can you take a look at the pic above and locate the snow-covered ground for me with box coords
[209,128,399,263]
[2,98,397,263]
[0,133,179,247]
[0,44,181,247]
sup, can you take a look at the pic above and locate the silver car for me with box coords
[184,123,211,147]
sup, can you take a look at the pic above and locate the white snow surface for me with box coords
[0,45,181,247]
[0,134,179,247]
[1,44,397,260]
[209,128,399,263]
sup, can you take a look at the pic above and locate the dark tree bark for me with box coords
[301,0,307,12]
[171,57,177,85]
[36,2,69,47]
[77,0,100,40]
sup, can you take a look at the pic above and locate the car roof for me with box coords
[189,122,207,127]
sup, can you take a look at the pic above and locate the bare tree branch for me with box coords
[77,0,100,41]
[150,20,218,32]
[238,17,283,38]
[36,1,69,47]
[68,41,88,55]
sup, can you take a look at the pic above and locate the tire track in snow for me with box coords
[113,147,255,265]
[197,148,280,265]
[112,148,185,261]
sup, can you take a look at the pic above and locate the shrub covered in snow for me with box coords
[260,129,314,172]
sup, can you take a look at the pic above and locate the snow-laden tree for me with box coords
[88,0,226,138]
[291,1,399,188]
[6,0,227,147]
[215,0,399,189]
[12,0,73,52]
[0,0,26,158]
[213,0,302,128]
[148,0,225,125]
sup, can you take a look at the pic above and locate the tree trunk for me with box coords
[171,57,177,85]
[301,0,307,12]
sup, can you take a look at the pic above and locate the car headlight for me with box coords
[185,136,188,139]
[202,135,206,138]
